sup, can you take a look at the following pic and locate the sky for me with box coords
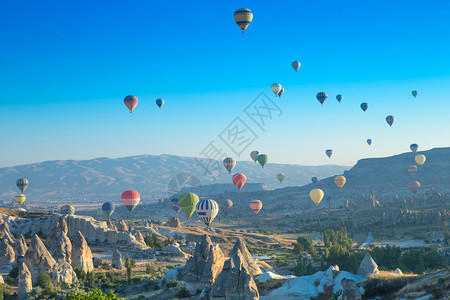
[0,0,449,168]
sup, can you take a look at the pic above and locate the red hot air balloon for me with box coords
[409,181,420,194]
[232,173,246,191]
[250,200,262,214]
[408,165,418,176]
[121,190,140,213]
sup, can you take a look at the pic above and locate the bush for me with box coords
[363,279,408,298]
[68,288,125,299]
[36,273,53,289]
[6,267,19,285]
[175,287,191,298]
[166,280,178,288]
[146,264,156,274]
[74,267,87,282]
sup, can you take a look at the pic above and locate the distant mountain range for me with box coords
[0,154,348,204]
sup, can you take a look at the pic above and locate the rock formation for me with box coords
[161,243,187,257]
[24,234,56,283]
[107,219,117,231]
[112,248,123,270]
[46,219,72,264]
[0,218,15,243]
[394,268,403,275]
[144,220,152,228]
[0,238,15,265]
[17,262,32,300]
[135,231,145,244]
[341,278,362,300]
[165,217,181,228]
[357,253,379,277]
[230,238,262,276]
[117,219,128,232]
[71,231,94,272]
[183,235,225,293]
[15,234,28,258]
[52,260,77,284]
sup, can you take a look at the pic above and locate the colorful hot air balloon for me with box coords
[271,83,282,96]
[409,181,420,194]
[412,90,418,98]
[415,154,426,165]
[223,199,233,208]
[386,115,395,126]
[360,102,369,112]
[250,200,262,214]
[156,98,164,109]
[16,178,29,193]
[232,173,246,191]
[234,8,253,33]
[335,176,346,189]
[336,94,343,103]
[316,92,328,105]
[311,177,318,184]
[196,199,219,226]
[410,143,419,153]
[124,95,138,113]
[277,173,285,183]
[326,149,333,158]
[278,87,284,98]
[250,151,259,162]
[170,198,181,214]
[102,202,115,218]
[223,157,236,174]
[292,61,301,72]
[14,194,26,205]
[121,190,140,214]
[257,154,268,168]
[310,189,324,205]
[60,205,75,215]
[408,165,418,176]
[178,192,199,219]
[316,181,324,188]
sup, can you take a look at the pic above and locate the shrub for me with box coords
[36,273,53,289]
[175,287,191,298]
[166,280,178,288]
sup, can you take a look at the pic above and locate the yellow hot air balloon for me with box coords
[310,189,324,205]
[15,194,26,205]
[415,154,426,165]
[335,176,346,189]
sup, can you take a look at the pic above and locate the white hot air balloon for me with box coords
[196,199,219,226]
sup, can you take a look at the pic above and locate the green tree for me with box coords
[36,273,53,289]
[68,288,125,299]
[124,255,135,284]
[293,236,317,256]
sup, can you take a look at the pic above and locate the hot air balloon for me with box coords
[278,87,284,98]
[410,143,419,153]
[408,165,418,176]
[196,199,219,226]
[415,154,426,165]
[277,173,285,183]
[335,176,346,189]
[14,194,26,205]
[271,83,282,96]
[310,189,324,205]
[223,157,236,174]
[412,90,418,98]
[316,181,324,188]
[102,202,115,219]
[223,199,233,208]
[178,192,199,219]
[250,200,262,214]
[156,98,164,109]
[257,154,268,168]
[232,173,246,191]
[292,61,301,72]
[124,95,138,113]
[326,149,333,158]
[311,177,318,184]
[360,102,369,112]
[170,198,181,214]
[121,190,140,214]
[336,95,343,103]
[60,205,75,215]
[234,8,253,33]
[409,181,420,194]
[386,115,395,127]
[16,178,29,193]
[316,92,328,105]
[250,151,259,162]
[367,139,372,146]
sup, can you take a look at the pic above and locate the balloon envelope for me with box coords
[410,143,419,153]
[257,154,268,168]
[178,192,199,219]
[156,98,164,108]
[102,202,115,217]
[223,199,233,208]
[250,200,262,214]
[121,190,140,214]
[367,139,372,146]
[271,83,282,96]
[316,92,328,105]
[196,199,219,226]
[14,194,26,205]
[326,149,333,158]
[60,205,75,215]
[360,102,369,112]
[16,178,29,193]
[409,181,420,194]
[415,154,426,165]
[412,90,418,98]
[335,176,346,189]
[336,94,343,103]
[277,173,285,183]
[292,61,301,72]
[250,151,259,162]
[234,8,253,32]
[310,189,324,205]
[408,165,418,176]
[386,115,395,126]
[278,87,284,98]
[170,198,181,214]
[311,177,318,184]
[232,173,246,190]
[124,95,138,113]
[223,157,236,174]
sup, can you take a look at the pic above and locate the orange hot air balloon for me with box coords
[250,200,262,214]
[335,176,346,189]
[124,95,138,113]
[232,173,246,190]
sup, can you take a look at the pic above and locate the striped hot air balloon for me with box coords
[60,205,75,215]
[234,8,253,33]
[316,92,328,105]
[232,173,246,191]
[278,87,284,98]
[409,181,420,194]
[102,202,115,218]
[196,199,219,226]
[121,190,140,214]
[124,95,138,113]
[250,200,262,214]
[16,178,29,193]
[277,173,285,183]
[170,198,181,214]
[408,165,418,176]
[223,157,236,174]
[335,176,346,189]
[14,194,26,205]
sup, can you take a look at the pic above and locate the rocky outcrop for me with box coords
[135,231,145,244]
[144,220,152,228]
[117,220,128,232]
[52,260,77,284]
[71,231,93,272]
[210,247,259,300]
[15,234,28,258]
[160,266,185,286]
[107,219,117,231]
[24,234,56,283]
[46,218,72,264]
[230,238,262,277]
[0,218,15,244]
[358,253,378,277]
[161,243,187,257]
[395,268,403,275]
[112,248,123,270]
[18,262,32,300]
[165,217,181,228]
[0,238,15,265]
[183,235,225,293]
[341,278,362,300]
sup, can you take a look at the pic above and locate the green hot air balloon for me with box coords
[178,192,199,219]
[257,154,268,168]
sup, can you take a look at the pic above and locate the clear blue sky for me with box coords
[1,0,449,168]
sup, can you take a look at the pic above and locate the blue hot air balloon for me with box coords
[386,115,395,126]
[170,198,181,214]
[360,102,369,112]
[156,99,164,109]
[367,139,372,146]
[102,202,116,219]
